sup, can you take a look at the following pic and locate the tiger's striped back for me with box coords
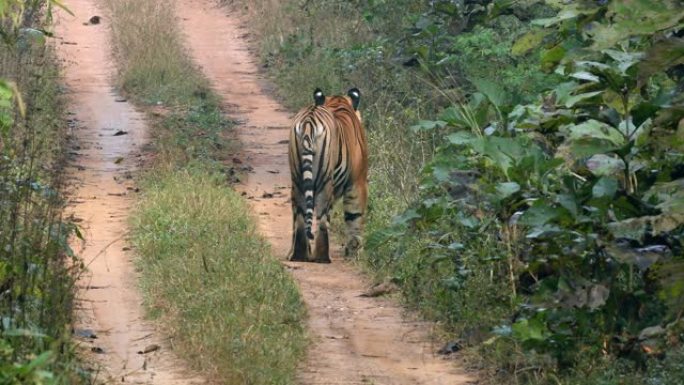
[288,88,368,263]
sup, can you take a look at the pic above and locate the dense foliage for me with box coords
[1,1,84,384]
[242,0,684,383]
[371,0,684,382]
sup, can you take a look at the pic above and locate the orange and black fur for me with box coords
[288,88,368,263]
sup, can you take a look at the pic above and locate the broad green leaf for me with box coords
[520,201,558,227]
[602,49,644,74]
[468,136,532,175]
[469,77,510,108]
[568,139,619,157]
[446,131,475,145]
[586,154,625,176]
[495,182,520,200]
[432,165,450,183]
[569,71,600,83]
[566,119,625,146]
[552,81,578,105]
[592,176,618,198]
[565,91,604,108]
[511,29,548,56]
[556,194,578,217]
[512,317,549,341]
[602,89,639,115]
[440,106,465,126]
[540,45,566,70]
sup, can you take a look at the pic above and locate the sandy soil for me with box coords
[178,1,476,384]
[56,1,206,383]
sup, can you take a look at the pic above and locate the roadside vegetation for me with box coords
[106,0,306,383]
[0,1,87,384]
[238,0,684,383]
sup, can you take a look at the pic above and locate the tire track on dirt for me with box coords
[56,2,205,383]
[178,1,475,384]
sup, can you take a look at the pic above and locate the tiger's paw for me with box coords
[312,256,331,264]
[288,253,309,262]
[344,237,362,259]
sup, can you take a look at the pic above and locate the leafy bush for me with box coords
[371,0,684,382]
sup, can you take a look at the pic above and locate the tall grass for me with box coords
[106,0,307,383]
[107,0,207,105]
[0,6,84,384]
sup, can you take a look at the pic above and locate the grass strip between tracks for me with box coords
[106,0,306,383]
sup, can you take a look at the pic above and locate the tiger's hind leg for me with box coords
[312,184,333,263]
[288,193,311,262]
[313,212,331,263]
[343,184,367,259]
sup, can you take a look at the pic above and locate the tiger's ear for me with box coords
[347,88,360,110]
[313,88,325,106]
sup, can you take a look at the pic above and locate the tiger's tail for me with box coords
[302,88,326,240]
[302,145,315,240]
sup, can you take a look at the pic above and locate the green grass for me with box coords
[106,0,307,383]
[131,169,306,384]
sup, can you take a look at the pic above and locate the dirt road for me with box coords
[56,1,204,383]
[179,1,474,384]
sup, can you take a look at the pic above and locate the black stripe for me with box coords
[314,132,328,185]
[344,212,363,222]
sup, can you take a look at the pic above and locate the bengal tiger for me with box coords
[287,88,368,263]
